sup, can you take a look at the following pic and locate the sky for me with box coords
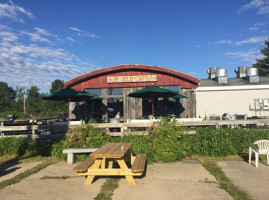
[0,0,269,93]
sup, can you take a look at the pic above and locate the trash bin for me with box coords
[109,118,121,132]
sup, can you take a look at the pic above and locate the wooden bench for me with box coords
[73,157,96,173]
[63,148,98,164]
[131,154,147,173]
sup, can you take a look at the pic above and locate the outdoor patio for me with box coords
[0,159,268,200]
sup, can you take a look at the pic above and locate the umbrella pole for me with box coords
[152,99,155,117]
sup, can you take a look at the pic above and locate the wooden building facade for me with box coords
[65,64,200,122]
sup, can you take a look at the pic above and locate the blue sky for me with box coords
[0,0,269,92]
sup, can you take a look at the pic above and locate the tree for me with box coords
[252,39,269,76]
[26,86,41,115]
[0,82,16,112]
[39,79,67,118]
[50,79,65,93]
[14,87,25,112]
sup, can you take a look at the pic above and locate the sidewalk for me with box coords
[216,160,269,200]
[113,160,232,200]
[0,161,42,182]
[0,162,105,200]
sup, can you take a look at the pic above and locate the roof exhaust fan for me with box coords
[215,68,228,84]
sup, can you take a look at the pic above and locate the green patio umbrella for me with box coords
[128,85,187,116]
[42,88,102,119]
[42,88,99,101]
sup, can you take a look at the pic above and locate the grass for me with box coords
[94,178,120,200]
[0,157,58,190]
[198,157,251,200]
[40,175,71,180]
[0,155,18,163]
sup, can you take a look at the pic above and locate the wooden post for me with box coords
[102,88,108,123]
[23,89,26,119]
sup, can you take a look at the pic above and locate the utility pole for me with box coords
[22,89,26,119]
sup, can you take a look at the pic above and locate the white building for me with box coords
[196,67,269,119]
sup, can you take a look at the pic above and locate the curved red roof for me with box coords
[65,64,200,91]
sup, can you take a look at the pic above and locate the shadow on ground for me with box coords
[0,157,22,177]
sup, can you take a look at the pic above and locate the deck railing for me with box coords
[1,119,269,138]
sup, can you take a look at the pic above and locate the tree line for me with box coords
[0,79,67,120]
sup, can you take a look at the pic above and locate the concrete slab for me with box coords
[0,161,104,200]
[0,161,42,182]
[113,160,233,200]
[216,161,269,200]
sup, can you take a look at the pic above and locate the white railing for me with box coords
[1,118,269,137]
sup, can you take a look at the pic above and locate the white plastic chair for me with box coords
[249,140,269,167]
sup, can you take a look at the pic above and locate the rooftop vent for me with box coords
[246,68,259,83]
[215,68,228,84]
[207,67,220,79]
[235,66,249,78]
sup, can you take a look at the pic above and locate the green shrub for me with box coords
[4,121,269,162]
[0,137,60,158]
[0,137,28,156]
[111,134,154,163]
[51,139,66,160]
[58,123,108,161]
[148,119,185,162]
[181,127,269,157]
[63,123,108,148]
[25,140,53,157]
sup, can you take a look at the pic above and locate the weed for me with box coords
[94,178,119,200]
[199,158,251,200]
[40,175,71,180]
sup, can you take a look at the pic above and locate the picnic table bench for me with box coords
[73,157,96,173]
[73,143,147,185]
[131,153,147,173]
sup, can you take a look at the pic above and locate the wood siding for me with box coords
[72,70,198,91]
[65,65,200,91]
[123,88,143,121]
[180,89,196,118]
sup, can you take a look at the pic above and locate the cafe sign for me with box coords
[107,75,157,83]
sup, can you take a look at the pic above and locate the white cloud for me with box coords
[234,36,267,45]
[238,0,269,14]
[67,36,75,43]
[34,27,56,37]
[0,26,97,91]
[224,49,264,62]
[214,36,267,46]
[0,30,18,42]
[69,26,100,38]
[0,0,34,22]
[0,2,98,92]
[214,40,234,45]
[249,22,265,30]
[20,30,54,45]
[20,27,65,45]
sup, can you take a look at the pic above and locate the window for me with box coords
[84,88,102,96]
[107,88,123,96]
[107,97,123,119]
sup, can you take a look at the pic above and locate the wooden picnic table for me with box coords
[73,142,146,185]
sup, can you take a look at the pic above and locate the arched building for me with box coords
[65,64,200,122]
